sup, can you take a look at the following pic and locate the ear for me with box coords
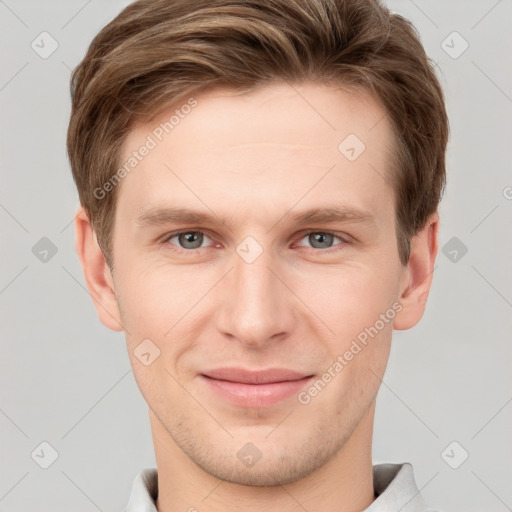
[394,213,439,330]
[74,207,124,332]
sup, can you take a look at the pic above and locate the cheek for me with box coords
[115,261,216,384]
[115,237,401,351]
[294,260,401,346]
[116,260,206,337]
[304,262,398,406]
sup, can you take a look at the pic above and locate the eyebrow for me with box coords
[135,206,375,229]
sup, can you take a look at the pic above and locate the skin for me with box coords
[75,81,439,512]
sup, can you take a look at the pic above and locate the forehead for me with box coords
[116,81,395,224]
[142,82,390,148]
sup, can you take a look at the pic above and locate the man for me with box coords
[67,0,449,510]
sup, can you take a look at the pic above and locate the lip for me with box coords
[200,368,314,408]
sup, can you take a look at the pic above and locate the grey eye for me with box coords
[307,232,336,249]
[174,231,206,249]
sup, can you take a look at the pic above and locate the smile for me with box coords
[199,368,315,408]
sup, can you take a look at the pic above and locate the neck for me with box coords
[150,403,376,512]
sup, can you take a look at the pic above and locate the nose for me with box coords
[214,244,297,349]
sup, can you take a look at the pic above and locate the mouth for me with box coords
[199,368,315,408]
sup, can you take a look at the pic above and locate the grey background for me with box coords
[1,0,511,510]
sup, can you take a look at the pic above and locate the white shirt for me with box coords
[124,462,430,511]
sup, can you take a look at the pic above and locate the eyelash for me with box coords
[160,229,349,255]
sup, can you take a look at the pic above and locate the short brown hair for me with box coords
[67,0,449,268]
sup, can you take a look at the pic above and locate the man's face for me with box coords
[109,81,407,485]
